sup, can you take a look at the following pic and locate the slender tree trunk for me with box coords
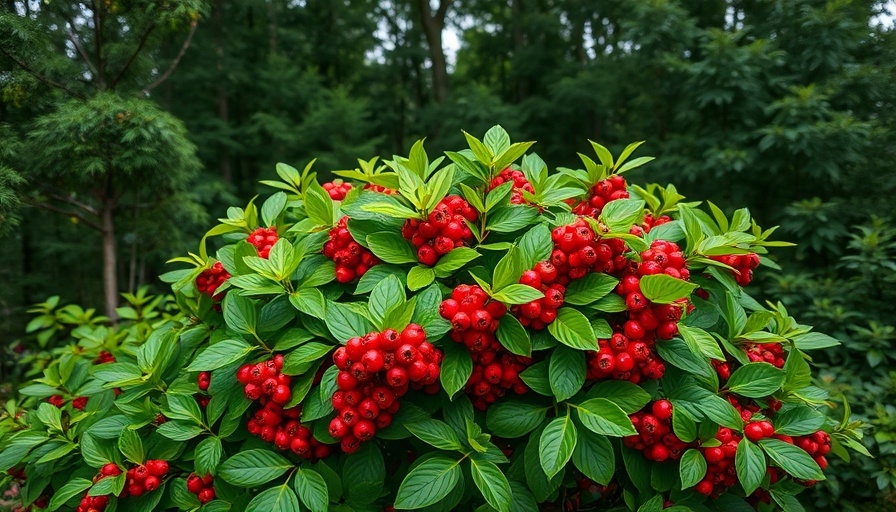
[511,0,528,101]
[415,0,451,103]
[101,200,118,320]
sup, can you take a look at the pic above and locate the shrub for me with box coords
[0,127,867,511]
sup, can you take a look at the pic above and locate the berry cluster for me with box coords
[237,356,331,460]
[440,285,530,410]
[47,394,88,410]
[710,253,760,286]
[196,262,230,300]
[744,342,785,368]
[322,180,353,200]
[488,167,534,204]
[401,195,478,266]
[570,175,629,217]
[238,355,292,405]
[95,351,116,364]
[586,332,664,383]
[637,213,673,235]
[512,265,565,330]
[76,463,121,512]
[624,401,690,461]
[124,460,169,497]
[323,217,380,283]
[329,324,442,452]
[794,431,831,473]
[549,220,628,281]
[186,473,216,504]
[246,227,279,259]
[695,427,742,496]
[363,183,397,194]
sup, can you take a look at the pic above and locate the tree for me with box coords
[0,1,205,318]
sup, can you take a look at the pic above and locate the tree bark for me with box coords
[101,200,118,320]
[415,0,451,103]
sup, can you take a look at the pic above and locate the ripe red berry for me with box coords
[144,476,160,492]
[361,350,385,373]
[198,488,216,504]
[353,420,376,441]
[704,447,724,463]
[186,474,204,494]
[146,460,169,477]
[744,422,765,442]
[329,417,349,438]
[696,480,713,495]
[651,400,673,420]
[271,384,292,405]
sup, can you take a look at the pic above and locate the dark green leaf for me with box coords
[571,428,615,485]
[486,401,548,438]
[547,308,598,351]
[736,439,766,495]
[495,314,531,356]
[293,467,329,512]
[639,275,698,304]
[539,414,577,478]
[679,449,707,489]
[727,362,785,398]
[366,232,417,264]
[187,339,253,371]
[440,342,473,399]
[394,456,463,510]
[219,449,294,487]
[575,398,637,437]
[470,457,512,512]
[759,438,825,481]
[564,273,618,306]
[549,346,585,401]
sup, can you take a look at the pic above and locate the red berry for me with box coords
[144,476,161,492]
[651,400,673,420]
[186,474,204,494]
[198,488,216,504]
[353,420,376,441]
[146,460,169,477]
[744,422,765,442]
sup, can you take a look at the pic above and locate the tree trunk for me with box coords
[101,199,118,320]
[415,0,451,103]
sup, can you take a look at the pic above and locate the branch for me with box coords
[142,19,198,95]
[110,22,156,89]
[48,193,100,216]
[0,47,85,99]
[58,11,97,73]
[34,202,104,232]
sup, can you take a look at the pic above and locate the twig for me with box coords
[0,47,85,99]
[34,202,104,231]
[48,193,100,216]
[110,22,156,89]
[142,19,198,95]
[58,10,97,73]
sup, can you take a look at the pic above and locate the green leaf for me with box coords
[639,274,698,304]
[587,381,651,414]
[678,324,725,360]
[736,439,766,495]
[589,141,614,168]
[759,438,825,481]
[525,428,564,501]
[486,206,539,233]
[262,192,288,226]
[406,419,466,451]
[549,346,585,401]
[783,349,812,392]
[246,484,301,512]
[293,467,329,512]
[486,401,548,438]
[433,247,481,277]
[773,407,826,436]
[495,314,531,356]
[518,223,552,269]
[118,428,144,465]
[563,273,618,306]
[492,247,523,291]
[679,449,707,489]
[572,427,615,486]
[47,477,92,511]
[157,421,204,441]
[548,308,598,350]
[617,156,655,174]
[408,265,436,291]
[727,363,785,398]
[464,131,494,165]
[219,449,294,487]
[187,339,253,371]
[655,336,713,380]
[672,408,697,443]
[440,342,473,399]
[194,436,223,477]
[792,332,839,350]
[360,201,420,219]
[282,343,333,375]
[325,301,374,342]
[490,284,544,305]
[366,233,417,264]
[600,199,645,233]
[304,180,335,226]
[222,293,257,335]
[369,275,405,327]
[575,398,637,437]
[519,361,552,396]
[494,142,535,173]
[394,456,463,510]
[484,125,511,155]
[470,457,512,512]
[539,413,577,478]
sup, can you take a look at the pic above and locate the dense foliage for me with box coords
[0,129,867,511]
[1,1,895,510]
